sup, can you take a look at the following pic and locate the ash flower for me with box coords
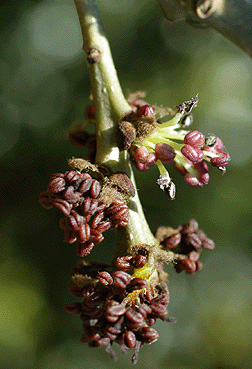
[155,219,215,274]
[65,251,174,364]
[123,95,230,196]
[39,166,134,257]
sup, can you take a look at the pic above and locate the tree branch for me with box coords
[73,0,156,254]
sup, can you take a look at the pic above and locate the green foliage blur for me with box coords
[1,0,252,368]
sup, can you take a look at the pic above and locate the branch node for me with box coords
[87,47,102,63]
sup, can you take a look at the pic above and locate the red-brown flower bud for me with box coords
[181,144,204,163]
[97,271,113,286]
[155,143,175,163]
[184,130,205,148]
[136,104,155,118]
[210,152,230,167]
[139,327,159,344]
[134,146,149,164]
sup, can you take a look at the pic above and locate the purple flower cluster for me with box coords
[65,255,173,363]
[118,94,230,196]
[174,131,230,187]
[39,170,129,256]
[156,219,215,274]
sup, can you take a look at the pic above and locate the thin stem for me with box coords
[73,0,156,255]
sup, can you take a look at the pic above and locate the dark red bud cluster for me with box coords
[39,170,129,257]
[182,130,229,167]
[176,131,230,186]
[117,95,158,152]
[65,255,172,363]
[127,92,149,113]
[134,142,176,172]
[156,219,215,274]
[115,253,147,271]
[134,146,157,171]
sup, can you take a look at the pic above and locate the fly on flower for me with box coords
[118,94,230,198]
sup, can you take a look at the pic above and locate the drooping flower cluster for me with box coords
[155,219,215,274]
[39,169,130,256]
[65,251,174,363]
[118,93,230,198]
[39,94,220,364]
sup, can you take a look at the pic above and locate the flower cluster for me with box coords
[39,169,129,256]
[39,93,221,364]
[118,94,230,198]
[65,252,173,364]
[156,219,215,274]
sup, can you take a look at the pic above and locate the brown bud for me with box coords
[132,254,147,268]
[117,120,136,150]
[51,198,72,216]
[110,206,129,223]
[97,271,113,286]
[136,303,152,319]
[38,191,53,209]
[210,152,230,167]
[163,232,181,249]
[115,255,133,271]
[106,301,126,317]
[64,170,80,184]
[181,144,204,163]
[89,229,104,244]
[139,327,159,344]
[202,238,215,250]
[184,130,205,148]
[91,211,105,229]
[151,292,170,306]
[76,241,94,257]
[146,317,156,326]
[86,47,101,64]
[109,172,135,197]
[113,271,131,289]
[124,331,136,349]
[150,302,168,319]
[185,232,202,250]
[188,250,200,262]
[82,197,99,216]
[95,220,112,233]
[62,186,81,203]
[90,179,101,198]
[78,175,93,193]
[66,210,85,231]
[48,176,66,194]
[195,260,203,271]
[125,308,144,324]
[106,201,129,226]
[77,223,91,243]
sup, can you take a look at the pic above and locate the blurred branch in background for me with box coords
[158,0,252,57]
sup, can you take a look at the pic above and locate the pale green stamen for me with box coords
[156,160,171,181]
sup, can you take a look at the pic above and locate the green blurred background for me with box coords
[1,0,252,368]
